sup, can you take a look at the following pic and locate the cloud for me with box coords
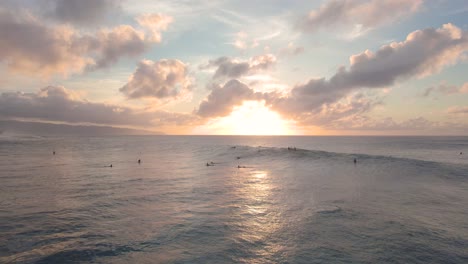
[203,54,276,79]
[279,42,305,57]
[292,92,382,126]
[317,114,468,134]
[0,86,199,128]
[270,24,468,118]
[91,25,149,69]
[299,0,423,33]
[197,79,263,117]
[120,59,192,100]
[422,82,468,97]
[447,106,468,114]
[0,9,171,77]
[48,0,120,26]
[136,13,173,42]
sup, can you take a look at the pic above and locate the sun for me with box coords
[195,101,300,135]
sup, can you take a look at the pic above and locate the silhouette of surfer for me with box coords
[138,159,141,164]
[354,158,357,165]
[53,150,55,155]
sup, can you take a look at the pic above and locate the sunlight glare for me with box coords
[196,101,299,135]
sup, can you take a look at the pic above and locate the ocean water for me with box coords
[1,135,467,263]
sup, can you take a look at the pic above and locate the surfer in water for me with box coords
[53,150,55,155]
[138,159,141,164]
[354,158,357,164]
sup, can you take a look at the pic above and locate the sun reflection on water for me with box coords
[232,169,286,259]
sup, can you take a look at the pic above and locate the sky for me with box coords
[0,0,467,135]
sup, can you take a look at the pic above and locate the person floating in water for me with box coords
[460,152,463,155]
[138,159,141,164]
[53,150,55,155]
[354,158,357,164]
[110,164,113,168]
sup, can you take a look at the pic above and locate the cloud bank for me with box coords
[195,24,468,133]
[0,86,198,129]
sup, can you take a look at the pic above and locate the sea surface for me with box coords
[1,135,467,263]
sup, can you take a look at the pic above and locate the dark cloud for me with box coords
[120,59,192,100]
[0,86,199,128]
[0,8,171,76]
[197,79,263,117]
[91,25,148,69]
[50,0,120,26]
[299,0,422,32]
[270,24,468,118]
[203,54,276,79]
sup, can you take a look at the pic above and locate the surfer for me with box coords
[53,151,55,155]
[110,164,113,168]
[460,152,463,155]
[354,158,357,164]
[138,159,141,164]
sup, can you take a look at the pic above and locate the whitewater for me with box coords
[1,136,467,263]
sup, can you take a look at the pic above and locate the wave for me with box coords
[217,145,468,178]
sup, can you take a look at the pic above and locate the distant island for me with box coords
[0,120,162,136]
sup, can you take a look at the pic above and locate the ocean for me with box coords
[1,135,467,263]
